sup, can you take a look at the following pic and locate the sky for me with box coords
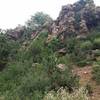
[0,0,100,29]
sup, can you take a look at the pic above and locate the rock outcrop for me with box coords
[7,25,25,40]
[49,0,100,40]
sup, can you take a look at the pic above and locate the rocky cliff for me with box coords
[49,0,100,40]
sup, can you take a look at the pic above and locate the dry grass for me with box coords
[43,87,89,100]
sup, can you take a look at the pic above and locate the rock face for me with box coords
[49,0,100,39]
[7,25,25,39]
[50,4,76,38]
[96,7,100,21]
[79,20,89,36]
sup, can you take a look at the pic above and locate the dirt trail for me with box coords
[73,66,100,100]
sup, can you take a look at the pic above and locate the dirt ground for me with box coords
[73,66,100,100]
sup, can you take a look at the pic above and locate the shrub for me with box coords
[0,33,79,99]
[92,61,100,84]
[20,32,47,62]
[93,38,100,49]
[0,34,20,70]
[0,57,78,99]
[47,37,61,52]
[43,55,79,91]
[64,37,79,53]
[63,37,92,67]
[76,59,90,67]
[86,31,100,41]
[80,41,93,51]
[57,55,72,66]
[70,48,91,67]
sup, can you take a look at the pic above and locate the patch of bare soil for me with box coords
[73,66,100,100]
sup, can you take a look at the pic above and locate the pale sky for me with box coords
[0,0,99,29]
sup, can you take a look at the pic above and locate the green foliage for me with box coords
[0,60,78,99]
[0,33,20,70]
[0,34,10,59]
[63,37,93,67]
[0,17,100,99]
[93,38,100,49]
[23,32,47,62]
[0,33,78,99]
[64,37,78,53]
[43,55,78,91]
[27,41,43,62]
[80,41,93,51]
[92,61,100,84]
[47,37,62,52]
[26,12,52,31]
[57,56,72,66]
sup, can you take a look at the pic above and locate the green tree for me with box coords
[26,12,52,31]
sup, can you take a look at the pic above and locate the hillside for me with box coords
[0,0,100,100]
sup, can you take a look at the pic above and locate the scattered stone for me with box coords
[57,64,66,71]
[58,48,66,55]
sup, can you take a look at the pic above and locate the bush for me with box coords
[92,61,100,84]
[0,33,79,99]
[43,55,79,91]
[0,58,78,99]
[80,41,93,51]
[86,31,100,41]
[19,32,47,62]
[64,38,78,53]
[47,37,61,52]
[0,34,20,70]
[57,55,72,66]
[70,48,91,67]
[93,38,100,49]
[43,87,89,100]
[76,59,90,67]
[63,37,93,67]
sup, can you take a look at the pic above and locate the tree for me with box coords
[26,12,52,31]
